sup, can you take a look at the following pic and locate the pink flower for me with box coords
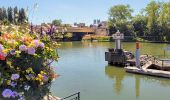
[19,45,27,51]
[33,40,39,47]
[27,47,36,55]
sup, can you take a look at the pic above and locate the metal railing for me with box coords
[60,92,80,100]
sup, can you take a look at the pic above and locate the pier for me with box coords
[125,43,170,78]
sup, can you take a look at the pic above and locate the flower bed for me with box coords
[0,32,59,100]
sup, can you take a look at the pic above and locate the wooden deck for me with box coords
[125,67,170,78]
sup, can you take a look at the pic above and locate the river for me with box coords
[51,42,170,100]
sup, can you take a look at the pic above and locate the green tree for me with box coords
[132,15,147,36]
[2,7,7,20]
[144,1,161,41]
[52,19,62,26]
[7,7,13,23]
[13,6,18,24]
[0,8,3,20]
[158,1,170,41]
[18,8,27,23]
[108,5,134,36]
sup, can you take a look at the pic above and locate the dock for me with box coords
[125,58,170,78]
[125,67,170,78]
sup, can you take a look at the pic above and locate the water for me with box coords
[51,42,170,100]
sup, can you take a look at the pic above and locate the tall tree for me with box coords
[144,1,160,36]
[108,5,134,36]
[18,8,27,23]
[2,7,7,20]
[13,6,18,24]
[158,1,170,41]
[0,8,3,20]
[132,15,147,36]
[7,7,13,23]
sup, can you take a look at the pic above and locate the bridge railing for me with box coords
[60,92,80,100]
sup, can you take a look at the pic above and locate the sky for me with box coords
[0,0,169,25]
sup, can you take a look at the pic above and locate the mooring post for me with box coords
[136,42,141,68]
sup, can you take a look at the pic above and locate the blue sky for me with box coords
[0,0,169,25]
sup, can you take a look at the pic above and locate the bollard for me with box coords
[135,42,140,68]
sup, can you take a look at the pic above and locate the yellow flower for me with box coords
[40,71,46,75]
[26,68,34,73]
[7,80,11,85]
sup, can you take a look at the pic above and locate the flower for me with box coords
[11,74,20,80]
[19,45,27,51]
[11,91,18,98]
[24,85,30,91]
[27,47,36,55]
[43,75,48,82]
[2,89,13,98]
[18,96,25,100]
[10,82,17,87]
[39,42,45,48]
[0,53,6,60]
[10,49,16,55]
[0,44,4,52]
[32,40,39,47]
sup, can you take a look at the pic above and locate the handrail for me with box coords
[60,92,80,100]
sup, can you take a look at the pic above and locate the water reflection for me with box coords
[105,66,125,94]
[105,66,170,98]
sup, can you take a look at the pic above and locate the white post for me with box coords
[115,39,121,49]
[135,42,140,68]
[112,30,124,50]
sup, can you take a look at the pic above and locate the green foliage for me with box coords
[52,19,62,26]
[108,1,170,42]
[0,6,28,25]
[108,5,134,36]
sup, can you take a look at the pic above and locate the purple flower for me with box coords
[10,82,17,87]
[33,40,39,47]
[18,96,25,100]
[27,47,36,55]
[0,44,4,52]
[28,74,35,79]
[10,49,16,55]
[11,91,18,98]
[11,74,20,80]
[19,45,27,51]
[43,75,48,82]
[39,42,45,48]
[2,89,13,98]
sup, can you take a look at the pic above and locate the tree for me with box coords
[158,1,170,41]
[7,7,13,23]
[108,5,134,36]
[18,8,27,24]
[108,5,133,23]
[144,1,161,38]
[52,19,62,26]
[2,7,7,20]
[13,6,18,24]
[0,8,3,20]
[132,15,147,36]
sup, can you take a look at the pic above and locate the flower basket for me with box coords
[0,32,59,100]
